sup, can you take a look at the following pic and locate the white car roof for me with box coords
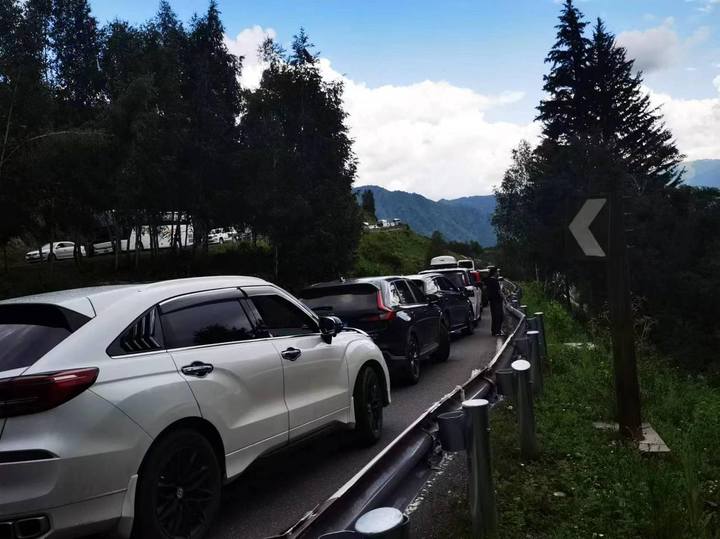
[0,276,270,318]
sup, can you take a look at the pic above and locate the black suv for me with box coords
[405,273,475,335]
[299,277,448,384]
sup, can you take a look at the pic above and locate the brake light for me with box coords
[0,368,99,418]
[375,291,396,321]
[359,292,397,322]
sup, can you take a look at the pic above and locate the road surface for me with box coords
[209,317,497,538]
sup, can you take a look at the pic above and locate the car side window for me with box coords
[423,279,439,295]
[407,281,426,302]
[436,277,456,292]
[393,280,416,305]
[160,299,255,348]
[250,294,319,337]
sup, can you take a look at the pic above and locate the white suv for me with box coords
[0,276,390,539]
[208,227,236,245]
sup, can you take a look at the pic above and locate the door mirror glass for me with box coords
[426,293,440,304]
[464,287,474,297]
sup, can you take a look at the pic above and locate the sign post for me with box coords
[569,191,642,439]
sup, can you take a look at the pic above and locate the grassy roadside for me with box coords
[457,282,720,538]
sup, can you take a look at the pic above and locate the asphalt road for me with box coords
[209,316,499,539]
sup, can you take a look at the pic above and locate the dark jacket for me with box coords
[485,276,502,303]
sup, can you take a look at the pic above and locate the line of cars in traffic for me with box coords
[299,256,486,385]
[0,256,486,539]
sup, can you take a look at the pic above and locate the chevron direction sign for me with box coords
[569,198,608,258]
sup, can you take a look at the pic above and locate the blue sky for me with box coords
[88,0,720,198]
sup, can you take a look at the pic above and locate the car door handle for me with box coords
[181,361,214,377]
[281,347,302,361]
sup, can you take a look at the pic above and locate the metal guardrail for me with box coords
[275,282,530,539]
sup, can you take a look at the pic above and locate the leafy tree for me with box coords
[183,1,242,253]
[425,230,446,265]
[242,29,361,286]
[50,0,104,121]
[361,189,376,220]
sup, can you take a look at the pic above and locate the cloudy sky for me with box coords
[90,0,720,200]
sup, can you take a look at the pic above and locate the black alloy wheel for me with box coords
[463,309,475,336]
[432,320,451,362]
[405,334,421,384]
[134,429,221,539]
[354,366,384,445]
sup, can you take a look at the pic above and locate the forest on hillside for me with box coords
[0,0,360,288]
[492,0,720,374]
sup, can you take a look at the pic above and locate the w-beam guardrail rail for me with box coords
[273,281,534,539]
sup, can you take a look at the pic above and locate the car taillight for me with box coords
[0,368,99,418]
[360,291,396,322]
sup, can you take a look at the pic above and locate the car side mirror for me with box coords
[427,293,439,304]
[319,315,343,343]
[464,288,473,297]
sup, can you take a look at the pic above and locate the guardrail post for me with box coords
[462,399,497,539]
[512,359,539,460]
[519,304,528,315]
[527,330,543,396]
[534,312,548,359]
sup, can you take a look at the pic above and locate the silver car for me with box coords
[0,277,390,538]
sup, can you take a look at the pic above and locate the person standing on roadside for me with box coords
[485,266,504,337]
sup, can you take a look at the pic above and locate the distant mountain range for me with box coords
[684,159,720,188]
[354,185,497,246]
[354,159,720,247]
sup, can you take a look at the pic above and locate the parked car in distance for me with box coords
[208,227,237,244]
[405,273,475,335]
[420,267,482,325]
[299,277,449,384]
[0,276,390,539]
[25,242,86,263]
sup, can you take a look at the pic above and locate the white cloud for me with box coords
[229,26,539,198]
[223,26,276,89]
[316,59,540,199]
[647,79,720,161]
[617,19,710,73]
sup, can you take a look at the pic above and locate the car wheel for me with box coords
[432,320,450,362]
[404,334,421,385]
[133,429,222,539]
[219,238,224,244]
[354,366,384,446]
[463,309,475,336]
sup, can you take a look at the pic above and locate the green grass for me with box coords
[451,282,720,538]
[353,227,433,277]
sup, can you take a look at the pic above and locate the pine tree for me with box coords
[536,0,591,142]
[588,19,682,193]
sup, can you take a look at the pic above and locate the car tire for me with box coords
[404,334,421,385]
[432,320,450,362]
[219,238,224,244]
[353,366,384,446]
[463,309,475,336]
[133,428,222,539]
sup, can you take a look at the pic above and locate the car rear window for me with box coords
[0,304,90,371]
[300,284,378,314]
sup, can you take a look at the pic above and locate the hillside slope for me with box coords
[354,185,497,246]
